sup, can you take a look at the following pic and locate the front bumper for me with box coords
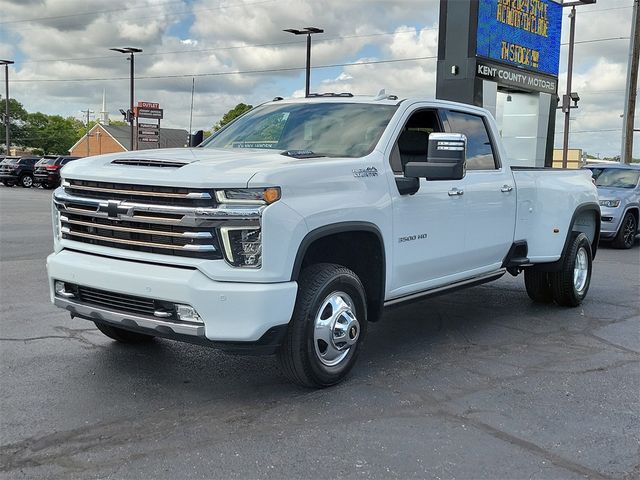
[0,174,19,182]
[47,249,298,347]
[599,206,623,237]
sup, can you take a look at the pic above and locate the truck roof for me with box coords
[268,93,493,117]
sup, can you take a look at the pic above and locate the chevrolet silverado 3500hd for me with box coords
[47,94,600,387]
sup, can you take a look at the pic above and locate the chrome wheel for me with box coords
[21,175,33,187]
[313,291,360,367]
[622,215,637,247]
[573,246,589,293]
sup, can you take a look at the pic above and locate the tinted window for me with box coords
[593,168,640,189]
[445,111,497,170]
[203,103,398,158]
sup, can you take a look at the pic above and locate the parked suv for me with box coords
[0,156,40,188]
[584,163,640,249]
[34,155,82,189]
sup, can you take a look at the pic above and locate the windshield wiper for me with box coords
[280,150,326,159]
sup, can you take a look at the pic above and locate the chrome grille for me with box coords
[52,180,262,260]
[63,179,214,207]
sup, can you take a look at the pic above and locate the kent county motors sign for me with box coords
[475,0,562,93]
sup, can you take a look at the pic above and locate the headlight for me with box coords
[220,226,262,268]
[216,187,280,205]
[599,199,620,208]
[52,201,61,240]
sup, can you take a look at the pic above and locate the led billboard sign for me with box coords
[476,0,563,77]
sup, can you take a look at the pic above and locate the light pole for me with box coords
[110,47,142,151]
[1,59,14,155]
[283,27,324,97]
[561,0,596,168]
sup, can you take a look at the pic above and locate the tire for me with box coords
[612,212,637,249]
[278,263,367,388]
[549,233,593,307]
[94,322,155,344]
[524,269,554,304]
[19,174,34,188]
[43,182,56,190]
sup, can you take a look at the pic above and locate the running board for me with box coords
[383,269,507,308]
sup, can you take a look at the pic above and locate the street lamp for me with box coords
[561,0,596,168]
[283,27,324,97]
[0,59,14,155]
[110,47,143,151]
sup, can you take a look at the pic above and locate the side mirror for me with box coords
[405,133,466,181]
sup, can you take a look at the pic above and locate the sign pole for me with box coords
[622,0,639,164]
[562,6,576,169]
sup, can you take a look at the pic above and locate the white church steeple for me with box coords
[99,89,110,125]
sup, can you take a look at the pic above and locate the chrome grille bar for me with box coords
[60,216,213,239]
[60,227,218,253]
[63,180,211,199]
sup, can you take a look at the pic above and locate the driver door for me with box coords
[387,107,467,299]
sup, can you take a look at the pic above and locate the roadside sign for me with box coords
[137,122,159,129]
[138,137,159,143]
[138,129,159,136]
[136,108,163,119]
[137,101,160,109]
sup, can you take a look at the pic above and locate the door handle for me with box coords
[500,185,513,193]
[448,188,464,197]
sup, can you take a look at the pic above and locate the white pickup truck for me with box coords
[47,94,600,387]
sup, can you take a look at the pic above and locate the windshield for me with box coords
[202,102,398,158]
[590,168,640,189]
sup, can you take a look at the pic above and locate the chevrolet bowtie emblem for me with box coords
[107,200,121,219]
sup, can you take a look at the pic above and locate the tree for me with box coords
[0,96,28,153]
[213,103,252,131]
[24,113,80,155]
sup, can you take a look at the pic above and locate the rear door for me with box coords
[442,110,516,271]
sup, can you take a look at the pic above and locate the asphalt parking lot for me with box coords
[0,185,638,480]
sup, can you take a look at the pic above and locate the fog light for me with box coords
[175,304,203,324]
[55,281,75,298]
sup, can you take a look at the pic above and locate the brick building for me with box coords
[69,124,189,157]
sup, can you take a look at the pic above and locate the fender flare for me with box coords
[537,202,600,271]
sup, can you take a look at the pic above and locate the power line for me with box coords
[16,28,437,65]
[0,0,273,25]
[10,55,438,83]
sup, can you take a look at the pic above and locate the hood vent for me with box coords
[111,158,189,168]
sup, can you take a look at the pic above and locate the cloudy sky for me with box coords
[0,0,636,157]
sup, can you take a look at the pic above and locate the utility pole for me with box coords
[188,77,195,144]
[80,109,94,157]
[622,0,640,164]
[1,59,14,155]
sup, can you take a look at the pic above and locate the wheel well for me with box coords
[625,208,639,229]
[296,230,385,322]
[572,207,600,258]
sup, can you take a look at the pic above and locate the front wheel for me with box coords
[549,233,593,307]
[278,263,367,388]
[612,212,637,249]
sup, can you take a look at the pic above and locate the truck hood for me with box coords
[60,148,302,188]
[596,186,634,200]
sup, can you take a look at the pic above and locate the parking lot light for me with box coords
[109,47,143,151]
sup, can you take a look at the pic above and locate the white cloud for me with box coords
[0,0,636,155]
